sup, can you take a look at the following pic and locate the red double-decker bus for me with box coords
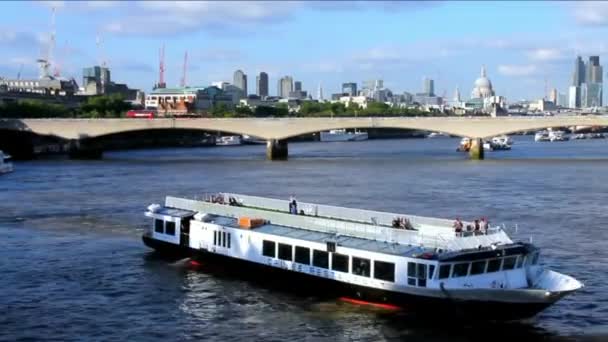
[126,110,155,119]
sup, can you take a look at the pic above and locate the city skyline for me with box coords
[2,1,608,100]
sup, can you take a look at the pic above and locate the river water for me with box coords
[1,136,607,341]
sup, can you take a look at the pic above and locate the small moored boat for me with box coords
[0,150,13,174]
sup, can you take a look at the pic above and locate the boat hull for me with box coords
[143,236,555,320]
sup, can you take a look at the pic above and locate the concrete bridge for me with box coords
[2,116,608,160]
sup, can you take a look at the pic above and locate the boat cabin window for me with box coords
[487,258,502,273]
[470,260,487,275]
[213,231,217,245]
[313,250,329,269]
[531,252,540,265]
[502,256,517,270]
[262,240,276,258]
[373,261,395,282]
[407,262,429,287]
[331,253,349,273]
[352,257,370,277]
[154,219,164,233]
[278,243,293,261]
[515,255,524,268]
[295,246,310,265]
[227,233,231,248]
[452,263,470,278]
[439,264,451,279]
[166,221,176,236]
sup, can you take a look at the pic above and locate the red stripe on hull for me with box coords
[339,297,402,310]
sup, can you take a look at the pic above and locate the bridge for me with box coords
[2,116,608,160]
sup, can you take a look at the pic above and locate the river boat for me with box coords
[0,150,13,174]
[534,131,550,142]
[426,132,451,139]
[142,193,583,320]
[216,136,242,146]
[320,129,368,142]
[549,131,569,142]
[457,137,471,152]
[242,135,266,145]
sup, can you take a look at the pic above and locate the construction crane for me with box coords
[17,64,23,80]
[156,44,166,89]
[49,6,57,77]
[180,51,188,88]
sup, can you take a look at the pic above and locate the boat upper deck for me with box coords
[208,214,428,257]
[164,195,513,252]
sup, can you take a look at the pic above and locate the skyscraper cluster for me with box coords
[569,56,603,108]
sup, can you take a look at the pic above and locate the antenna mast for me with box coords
[180,51,188,87]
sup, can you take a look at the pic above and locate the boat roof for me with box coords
[205,214,434,258]
[154,207,196,218]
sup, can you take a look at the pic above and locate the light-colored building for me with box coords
[278,76,293,98]
[338,95,368,109]
[145,86,233,115]
[569,86,579,109]
[233,70,247,98]
[471,65,495,99]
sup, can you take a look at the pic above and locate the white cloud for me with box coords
[104,1,297,35]
[498,64,538,77]
[573,2,608,26]
[84,1,119,9]
[527,48,564,62]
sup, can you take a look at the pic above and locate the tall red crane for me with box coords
[180,51,188,88]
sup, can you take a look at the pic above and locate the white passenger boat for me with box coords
[241,135,266,145]
[216,135,242,146]
[426,132,451,139]
[0,150,13,174]
[549,130,569,142]
[143,193,583,320]
[534,131,550,142]
[320,129,368,142]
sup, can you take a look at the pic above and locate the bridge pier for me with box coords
[67,139,103,159]
[468,138,484,160]
[266,139,288,160]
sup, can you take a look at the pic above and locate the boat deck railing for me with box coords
[167,196,512,251]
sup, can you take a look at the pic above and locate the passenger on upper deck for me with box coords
[481,217,489,233]
[453,218,463,236]
[289,196,298,214]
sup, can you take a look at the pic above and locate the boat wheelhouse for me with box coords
[142,193,583,320]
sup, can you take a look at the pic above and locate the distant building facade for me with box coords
[256,72,268,98]
[342,82,357,96]
[233,70,247,98]
[278,76,293,98]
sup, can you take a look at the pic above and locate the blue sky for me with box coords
[2,1,608,101]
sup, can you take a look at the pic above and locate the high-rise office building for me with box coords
[278,76,293,98]
[294,81,302,92]
[423,77,435,97]
[256,72,268,98]
[233,69,247,98]
[342,82,357,96]
[571,56,603,108]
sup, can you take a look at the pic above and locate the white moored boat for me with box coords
[0,150,13,174]
[320,129,368,142]
[534,131,550,142]
[216,136,242,146]
[142,193,583,320]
